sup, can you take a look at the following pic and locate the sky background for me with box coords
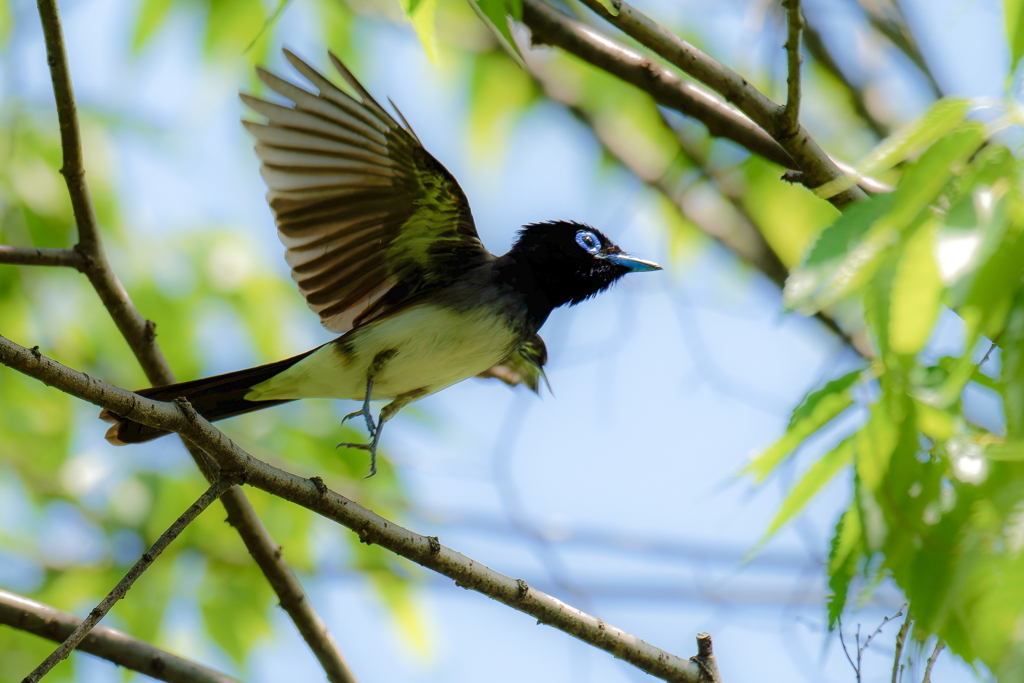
[0,0,1012,680]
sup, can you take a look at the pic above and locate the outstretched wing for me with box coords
[242,50,491,333]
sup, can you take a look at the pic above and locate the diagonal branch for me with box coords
[0,589,241,683]
[854,0,942,98]
[22,478,237,682]
[29,2,356,679]
[568,0,867,208]
[0,334,723,683]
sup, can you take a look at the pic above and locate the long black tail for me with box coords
[102,347,320,445]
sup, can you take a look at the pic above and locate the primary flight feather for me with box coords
[101,50,661,476]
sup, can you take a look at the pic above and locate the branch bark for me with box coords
[0,246,86,269]
[569,0,867,209]
[28,2,356,679]
[780,0,804,135]
[0,334,723,683]
[0,589,241,683]
[22,479,236,682]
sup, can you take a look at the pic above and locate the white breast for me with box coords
[245,303,521,402]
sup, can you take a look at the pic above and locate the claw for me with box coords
[335,435,381,478]
[341,408,376,436]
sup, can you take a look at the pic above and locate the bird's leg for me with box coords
[337,388,426,478]
[340,376,377,436]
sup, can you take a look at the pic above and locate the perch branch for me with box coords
[22,478,236,682]
[30,1,356,678]
[0,335,723,683]
[0,589,240,683]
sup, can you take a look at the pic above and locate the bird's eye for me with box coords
[575,230,601,255]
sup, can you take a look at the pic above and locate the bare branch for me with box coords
[22,478,236,682]
[571,0,867,209]
[31,2,356,677]
[0,589,240,683]
[520,0,795,169]
[922,639,945,683]
[780,0,804,136]
[223,493,357,683]
[0,335,720,683]
[891,610,912,683]
[0,246,86,269]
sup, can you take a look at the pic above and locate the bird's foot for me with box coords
[340,408,377,437]
[335,438,381,478]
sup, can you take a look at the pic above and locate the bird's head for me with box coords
[508,221,661,310]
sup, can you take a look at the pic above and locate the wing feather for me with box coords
[244,51,488,332]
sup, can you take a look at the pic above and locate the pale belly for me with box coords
[245,303,522,402]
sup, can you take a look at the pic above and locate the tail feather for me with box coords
[103,347,321,445]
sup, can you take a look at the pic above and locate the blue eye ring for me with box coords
[575,230,601,255]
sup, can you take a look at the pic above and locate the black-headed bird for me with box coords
[102,50,661,476]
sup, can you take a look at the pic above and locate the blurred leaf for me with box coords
[758,437,853,544]
[467,0,524,66]
[132,0,176,51]
[1002,289,1024,439]
[0,0,11,48]
[743,369,861,482]
[785,194,895,313]
[402,0,439,62]
[245,0,291,54]
[889,219,942,355]
[1008,0,1024,72]
[204,0,268,60]
[200,560,274,664]
[469,51,537,159]
[827,505,862,629]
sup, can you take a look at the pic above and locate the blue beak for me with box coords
[604,254,663,272]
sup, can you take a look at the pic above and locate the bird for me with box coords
[101,49,662,476]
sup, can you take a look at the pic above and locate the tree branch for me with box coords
[520,0,794,169]
[780,0,804,136]
[853,0,942,99]
[0,335,722,683]
[0,246,86,269]
[22,478,236,682]
[922,639,944,683]
[30,2,356,677]
[890,609,911,683]
[0,589,240,683]
[569,0,867,208]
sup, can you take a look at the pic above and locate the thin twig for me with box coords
[571,0,867,208]
[22,478,236,682]
[31,1,356,677]
[891,609,912,683]
[922,639,945,683]
[780,0,804,136]
[0,588,240,683]
[837,617,860,681]
[0,246,86,269]
[862,604,907,651]
[0,335,713,683]
[854,0,943,98]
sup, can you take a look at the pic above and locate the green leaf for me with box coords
[468,51,537,159]
[200,560,274,663]
[1008,0,1024,72]
[813,98,969,200]
[785,194,895,313]
[889,218,943,355]
[1002,288,1024,439]
[758,436,853,543]
[132,0,176,51]
[468,0,525,67]
[401,0,439,63]
[743,369,861,482]
[0,0,12,47]
[827,505,863,629]
[244,0,291,54]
